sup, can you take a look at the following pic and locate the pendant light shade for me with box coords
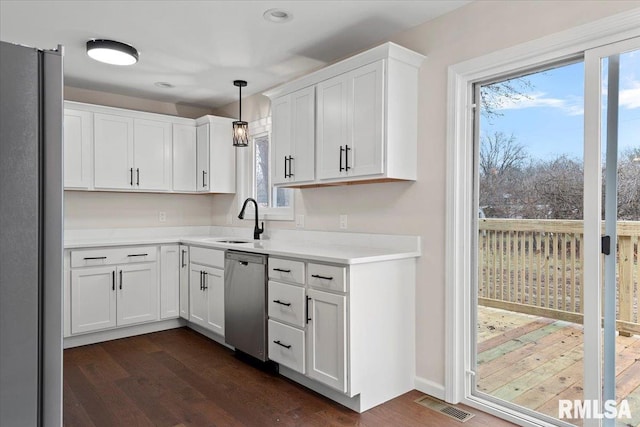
[86,39,139,66]
[233,80,249,147]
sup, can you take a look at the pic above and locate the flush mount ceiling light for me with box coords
[86,39,139,66]
[263,8,293,23]
[232,80,249,147]
[154,81,174,89]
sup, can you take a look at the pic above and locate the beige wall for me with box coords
[208,0,640,389]
[64,86,219,230]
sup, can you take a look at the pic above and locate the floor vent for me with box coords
[414,396,475,423]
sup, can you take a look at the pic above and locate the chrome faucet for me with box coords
[238,197,264,240]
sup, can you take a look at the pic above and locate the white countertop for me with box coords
[64,227,421,265]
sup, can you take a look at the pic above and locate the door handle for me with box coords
[202,170,207,187]
[130,168,134,186]
[181,250,186,268]
[136,168,140,186]
[288,156,294,178]
[112,270,115,291]
[344,145,351,171]
[119,270,123,290]
[284,155,288,178]
[339,146,344,171]
[306,296,311,324]
[200,271,203,290]
[203,271,208,290]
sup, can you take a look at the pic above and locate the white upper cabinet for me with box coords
[272,86,315,185]
[93,113,135,190]
[265,42,424,187]
[196,116,236,193]
[63,101,235,194]
[173,124,197,192]
[133,119,172,191]
[63,109,93,189]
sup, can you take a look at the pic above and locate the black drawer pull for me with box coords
[127,253,148,257]
[273,300,291,307]
[112,271,115,291]
[83,256,107,260]
[311,274,333,281]
[273,268,291,273]
[273,340,291,349]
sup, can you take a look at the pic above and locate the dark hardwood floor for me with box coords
[64,328,514,426]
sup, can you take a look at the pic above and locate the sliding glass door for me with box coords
[472,36,640,426]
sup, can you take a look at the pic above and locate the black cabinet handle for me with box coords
[200,271,203,290]
[203,271,208,290]
[112,270,115,291]
[284,155,288,178]
[130,168,133,186]
[181,250,186,268]
[83,256,106,260]
[136,168,140,186]
[273,340,291,349]
[311,274,334,281]
[273,300,291,307]
[119,270,123,290]
[345,145,351,171]
[273,268,291,273]
[288,156,294,178]
[339,146,344,171]
[306,296,311,324]
[127,253,148,257]
[202,171,207,187]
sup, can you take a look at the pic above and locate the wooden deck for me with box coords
[477,306,640,426]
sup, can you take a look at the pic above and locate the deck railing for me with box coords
[478,219,640,335]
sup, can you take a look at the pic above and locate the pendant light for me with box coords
[86,39,139,66]
[232,80,249,147]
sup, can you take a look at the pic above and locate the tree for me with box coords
[616,147,640,220]
[480,77,534,120]
[531,156,584,219]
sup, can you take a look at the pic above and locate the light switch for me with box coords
[339,214,348,229]
[159,211,167,222]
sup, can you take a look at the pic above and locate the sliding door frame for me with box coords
[445,9,640,427]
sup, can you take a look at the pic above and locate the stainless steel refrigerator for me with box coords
[0,40,63,426]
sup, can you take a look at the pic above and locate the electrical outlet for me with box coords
[296,214,305,228]
[159,211,167,222]
[339,214,348,230]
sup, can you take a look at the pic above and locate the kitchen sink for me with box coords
[204,238,254,244]
[217,239,253,244]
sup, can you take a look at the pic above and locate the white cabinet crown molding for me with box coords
[263,42,425,100]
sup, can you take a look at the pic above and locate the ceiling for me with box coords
[0,1,468,109]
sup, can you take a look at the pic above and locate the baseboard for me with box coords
[414,376,446,401]
[186,322,233,350]
[63,318,186,348]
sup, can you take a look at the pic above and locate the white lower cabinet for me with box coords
[68,246,159,335]
[179,245,190,319]
[268,319,305,373]
[117,263,158,326]
[189,263,224,337]
[70,267,117,334]
[306,289,347,393]
[160,245,180,319]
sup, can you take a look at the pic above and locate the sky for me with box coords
[480,49,640,162]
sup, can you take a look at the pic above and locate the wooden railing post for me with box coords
[618,235,633,337]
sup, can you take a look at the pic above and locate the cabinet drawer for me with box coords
[268,319,305,374]
[307,263,347,292]
[268,281,306,328]
[71,246,157,268]
[269,258,305,285]
[190,246,224,269]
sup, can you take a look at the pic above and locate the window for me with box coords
[237,117,294,220]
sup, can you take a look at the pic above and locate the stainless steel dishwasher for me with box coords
[224,250,268,361]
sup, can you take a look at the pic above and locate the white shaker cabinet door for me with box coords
[290,86,315,183]
[63,109,92,189]
[179,245,190,320]
[306,289,347,393]
[160,245,180,319]
[347,60,384,177]
[116,263,158,326]
[271,95,291,185]
[316,74,348,180]
[133,118,172,191]
[70,267,117,334]
[172,124,196,192]
[204,266,225,337]
[196,123,209,192]
[189,265,208,327]
[93,113,134,189]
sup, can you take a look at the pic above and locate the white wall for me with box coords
[64,86,220,230]
[208,0,640,391]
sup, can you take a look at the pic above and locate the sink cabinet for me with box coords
[189,247,225,337]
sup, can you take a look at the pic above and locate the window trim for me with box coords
[236,117,294,221]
